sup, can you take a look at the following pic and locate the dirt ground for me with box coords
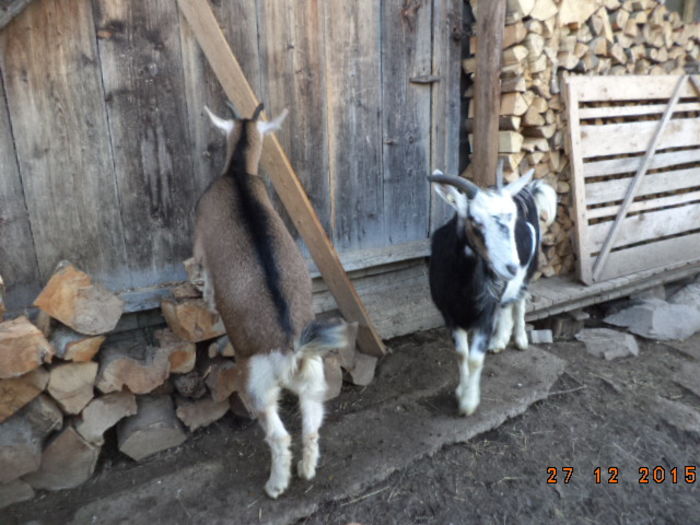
[302,333,700,525]
[4,321,700,525]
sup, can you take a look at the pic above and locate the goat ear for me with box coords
[504,168,534,196]
[204,106,234,135]
[257,108,289,135]
[431,171,468,216]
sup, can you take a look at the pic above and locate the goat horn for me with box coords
[496,158,505,191]
[225,100,238,119]
[427,173,479,199]
[251,103,265,121]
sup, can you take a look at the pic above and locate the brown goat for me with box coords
[194,103,354,499]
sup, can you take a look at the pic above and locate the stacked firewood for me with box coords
[465,0,700,278]
[0,263,371,508]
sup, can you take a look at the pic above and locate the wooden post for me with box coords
[471,0,506,186]
[176,0,385,356]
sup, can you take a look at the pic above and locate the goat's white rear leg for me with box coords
[453,328,473,415]
[249,358,291,499]
[294,358,326,481]
[513,296,528,350]
[489,304,514,353]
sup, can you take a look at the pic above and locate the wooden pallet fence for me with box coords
[565,74,700,284]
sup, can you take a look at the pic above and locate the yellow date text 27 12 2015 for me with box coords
[546,466,697,484]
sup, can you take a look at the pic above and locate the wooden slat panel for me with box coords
[564,77,593,283]
[257,0,332,239]
[588,202,700,251]
[570,74,700,103]
[583,148,700,178]
[579,101,700,120]
[597,232,700,282]
[323,0,384,250]
[0,70,41,310]
[585,167,700,205]
[580,118,700,158]
[93,0,195,289]
[587,190,700,219]
[381,0,432,245]
[430,0,463,232]
[0,0,129,289]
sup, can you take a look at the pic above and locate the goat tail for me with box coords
[529,180,557,227]
[296,318,358,356]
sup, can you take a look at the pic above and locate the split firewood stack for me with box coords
[465,0,700,279]
[0,258,373,508]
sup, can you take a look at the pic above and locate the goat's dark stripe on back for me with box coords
[225,122,293,339]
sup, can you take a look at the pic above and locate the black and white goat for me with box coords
[428,166,556,416]
[194,103,354,499]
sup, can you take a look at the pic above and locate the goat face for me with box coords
[204,103,289,174]
[430,169,534,281]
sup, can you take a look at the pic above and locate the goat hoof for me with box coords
[297,459,316,481]
[265,477,289,499]
[489,345,506,354]
[515,338,528,351]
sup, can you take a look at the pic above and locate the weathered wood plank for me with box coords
[564,77,593,283]
[472,0,506,187]
[0,0,128,290]
[381,0,432,245]
[587,190,700,219]
[93,0,195,289]
[588,202,700,250]
[579,101,700,120]
[322,0,384,250]
[0,66,41,310]
[597,232,700,282]
[257,0,332,241]
[583,148,700,178]
[430,0,463,232]
[176,0,386,356]
[178,0,262,199]
[585,167,700,206]
[569,75,700,103]
[580,118,700,159]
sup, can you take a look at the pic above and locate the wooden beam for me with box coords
[472,0,506,186]
[176,0,385,356]
[592,75,689,281]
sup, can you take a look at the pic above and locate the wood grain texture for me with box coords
[176,0,385,356]
[585,167,700,206]
[588,202,700,250]
[429,0,463,232]
[580,118,700,159]
[257,0,332,241]
[178,0,263,200]
[472,0,506,186]
[322,0,384,250]
[93,0,194,289]
[583,148,700,178]
[381,0,432,245]
[0,0,128,290]
[0,68,41,310]
[570,75,700,102]
[0,0,33,30]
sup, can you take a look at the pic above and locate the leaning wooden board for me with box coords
[176,0,385,356]
[564,75,700,284]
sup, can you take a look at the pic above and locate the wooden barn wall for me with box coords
[0,0,462,312]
